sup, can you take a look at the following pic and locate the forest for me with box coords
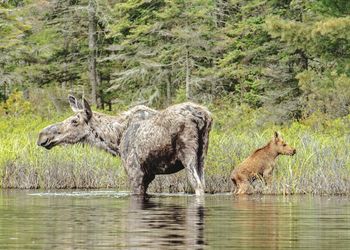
[0,0,350,194]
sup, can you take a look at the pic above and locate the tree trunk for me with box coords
[166,71,171,106]
[88,0,99,107]
[96,70,103,108]
[62,12,69,90]
[62,61,67,90]
[215,0,229,28]
[185,50,191,100]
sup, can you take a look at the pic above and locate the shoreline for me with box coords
[1,164,349,195]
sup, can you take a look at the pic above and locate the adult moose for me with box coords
[37,96,212,196]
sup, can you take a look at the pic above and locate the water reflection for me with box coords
[0,191,349,249]
[124,196,205,249]
[206,195,350,249]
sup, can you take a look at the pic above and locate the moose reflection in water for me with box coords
[37,95,212,196]
[1,191,350,249]
[123,196,205,249]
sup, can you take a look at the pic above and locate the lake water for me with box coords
[0,190,349,249]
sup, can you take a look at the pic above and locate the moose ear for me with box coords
[68,95,83,112]
[83,98,92,121]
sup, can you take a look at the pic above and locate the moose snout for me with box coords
[37,124,59,148]
[37,133,51,147]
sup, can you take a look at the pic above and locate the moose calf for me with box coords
[231,132,296,194]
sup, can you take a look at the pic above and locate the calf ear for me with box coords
[83,98,92,121]
[274,131,281,142]
[68,95,83,112]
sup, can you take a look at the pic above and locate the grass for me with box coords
[1,104,350,195]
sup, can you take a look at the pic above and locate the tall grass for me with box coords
[1,104,350,194]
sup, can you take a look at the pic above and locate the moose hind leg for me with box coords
[197,120,211,192]
[237,181,253,195]
[197,147,205,190]
[181,151,204,196]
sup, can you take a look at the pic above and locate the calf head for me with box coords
[37,95,93,149]
[271,131,296,156]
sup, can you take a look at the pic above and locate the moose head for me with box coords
[37,95,93,150]
[271,131,296,156]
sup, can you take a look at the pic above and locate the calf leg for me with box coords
[263,169,273,186]
[233,173,253,195]
[236,180,253,195]
[231,174,238,194]
[231,172,245,194]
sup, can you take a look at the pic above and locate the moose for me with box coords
[37,96,212,196]
[231,132,296,194]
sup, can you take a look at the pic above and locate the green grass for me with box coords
[1,104,349,194]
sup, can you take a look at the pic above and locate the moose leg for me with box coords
[232,172,246,194]
[128,169,145,195]
[124,154,153,196]
[231,174,238,194]
[142,174,155,195]
[236,180,253,195]
[197,156,205,189]
[128,172,155,196]
[263,168,273,186]
[180,150,204,196]
[197,132,207,190]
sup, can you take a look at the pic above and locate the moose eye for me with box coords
[283,143,287,147]
[71,119,79,125]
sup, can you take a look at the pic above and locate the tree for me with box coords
[266,0,350,118]
[108,0,217,105]
[0,1,31,100]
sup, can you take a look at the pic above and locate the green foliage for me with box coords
[266,2,350,118]
[0,91,32,115]
[313,0,350,16]
[1,0,350,121]
[297,71,350,118]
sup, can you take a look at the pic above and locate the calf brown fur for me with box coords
[231,132,296,194]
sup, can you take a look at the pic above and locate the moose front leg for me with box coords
[263,168,274,187]
[124,154,154,196]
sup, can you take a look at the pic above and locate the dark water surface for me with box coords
[0,190,349,249]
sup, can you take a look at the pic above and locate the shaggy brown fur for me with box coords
[37,96,212,196]
[231,132,296,194]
